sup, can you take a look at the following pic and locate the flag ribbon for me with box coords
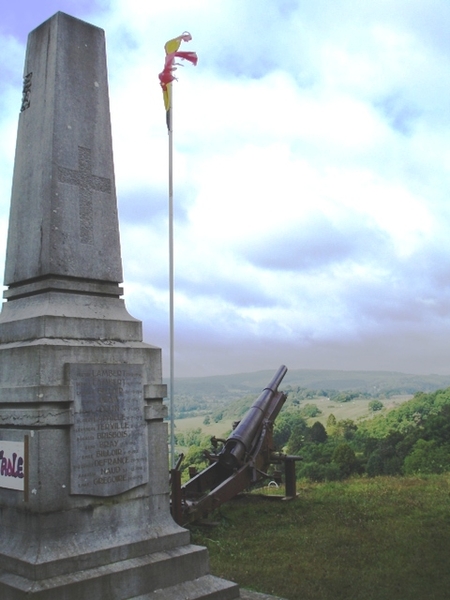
[159,32,198,131]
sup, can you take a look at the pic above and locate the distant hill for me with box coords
[282,369,450,394]
[169,368,450,418]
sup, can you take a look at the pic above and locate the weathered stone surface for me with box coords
[0,292,143,344]
[4,12,122,292]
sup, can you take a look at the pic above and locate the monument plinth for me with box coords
[0,12,239,600]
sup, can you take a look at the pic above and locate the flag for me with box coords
[159,32,198,131]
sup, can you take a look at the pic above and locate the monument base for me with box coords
[0,545,239,600]
[0,308,239,599]
[0,332,240,599]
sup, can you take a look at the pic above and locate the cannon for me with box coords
[170,365,302,525]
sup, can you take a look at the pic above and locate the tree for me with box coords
[286,416,309,455]
[309,421,328,443]
[273,414,292,449]
[274,412,308,451]
[327,414,337,428]
[404,440,450,475]
[182,445,209,474]
[366,451,384,477]
[361,433,405,477]
[332,392,358,403]
[183,428,205,446]
[422,405,450,445]
[326,414,337,436]
[332,443,358,477]
[300,403,322,418]
[333,419,357,440]
[369,400,384,412]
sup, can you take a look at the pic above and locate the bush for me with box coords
[181,444,209,474]
[298,462,341,482]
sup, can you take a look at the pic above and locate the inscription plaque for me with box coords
[69,364,148,496]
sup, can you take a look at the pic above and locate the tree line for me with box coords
[175,387,450,481]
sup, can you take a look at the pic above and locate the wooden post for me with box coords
[284,458,297,498]
[170,468,183,525]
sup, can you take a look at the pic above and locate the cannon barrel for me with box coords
[218,365,287,469]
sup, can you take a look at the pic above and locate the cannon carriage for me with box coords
[171,365,302,525]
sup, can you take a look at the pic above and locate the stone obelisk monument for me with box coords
[0,12,238,599]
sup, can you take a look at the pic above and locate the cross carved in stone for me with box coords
[58,146,112,245]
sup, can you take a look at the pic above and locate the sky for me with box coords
[1,1,450,378]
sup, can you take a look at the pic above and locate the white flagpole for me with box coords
[160,32,197,472]
[168,85,175,470]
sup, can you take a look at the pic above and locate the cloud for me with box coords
[239,212,391,272]
[2,0,450,377]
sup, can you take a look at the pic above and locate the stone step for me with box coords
[0,545,219,600]
[131,574,240,599]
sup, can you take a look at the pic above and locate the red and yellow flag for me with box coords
[159,32,198,131]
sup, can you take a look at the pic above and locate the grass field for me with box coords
[175,415,234,438]
[295,394,412,425]
[190,474,450,600]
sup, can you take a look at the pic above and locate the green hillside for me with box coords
[170,368,450,419]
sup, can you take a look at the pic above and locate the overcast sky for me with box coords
[1,1,450,377]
